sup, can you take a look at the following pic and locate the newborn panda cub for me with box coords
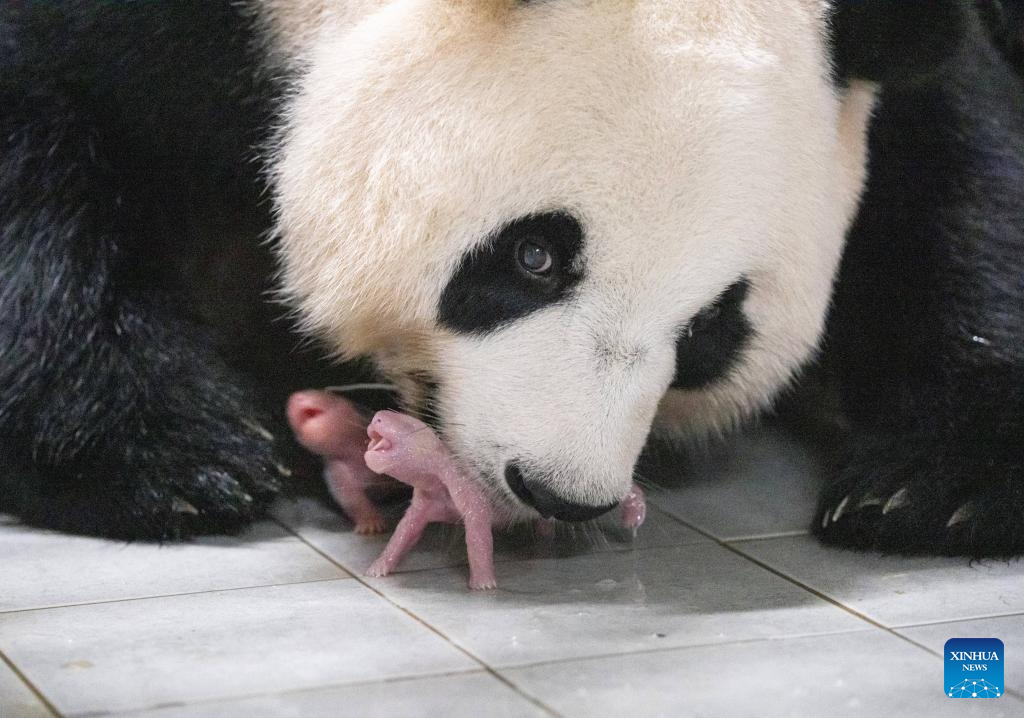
[287,390,646,589]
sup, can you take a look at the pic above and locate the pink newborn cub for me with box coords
[287,391,496,588]
[364,411,497,590]
[287,390,648,590]
[287,391,387,534]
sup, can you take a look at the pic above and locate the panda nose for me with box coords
[504,463,617,522]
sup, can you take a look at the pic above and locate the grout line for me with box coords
[651,510,970,659]
[272,518,563,718]
[493,629,873,674]
[650,502,1024,683]
[727,530,810,542]
[705,525,1024,701]
[274,509,705,581]
[286,510,1024,705]
[890,610,1024,630]
[0,576,352,616]
[295,535,704,580]
[0,649,62,717]
[721,539,1024,700]
[881,632,1024,703]
[89,668,490,717]
[644,502,810,544]
[887,616,1024,702]
[498,628,1024,705]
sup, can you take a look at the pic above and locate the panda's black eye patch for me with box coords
[671,278,753,390]
[438,212,585,334]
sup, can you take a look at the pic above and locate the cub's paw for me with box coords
[815,434,1024,557]
[352,514,388,535]
[468,574,498,591]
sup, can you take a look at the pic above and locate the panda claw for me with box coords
[171,497,200,515]
[947,503,976,528]
[830,495,851,523]
[856,494,884,510]
[882,487,909,515]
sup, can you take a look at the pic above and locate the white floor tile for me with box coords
[0,580,474,715]
[272,497,460,575]
[0,522,348,612]
[899,614,1024,694]
[365,543,868,668]
[738,535,1024,626]
[503,631,1024,718]
[0,659,51,718]
[646,428,823,540]
[273,497,705,579]
[5,428,1017,718]
[125,672,548,718]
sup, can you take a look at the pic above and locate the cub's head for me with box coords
[271,0,874,522]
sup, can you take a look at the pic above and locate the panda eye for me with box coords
[516,238,553,275]
[438,211,585,334]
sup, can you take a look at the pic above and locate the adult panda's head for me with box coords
[271,0,875,522]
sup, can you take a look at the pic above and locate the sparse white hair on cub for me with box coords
[270,0,874,517]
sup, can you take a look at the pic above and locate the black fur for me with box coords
[979,0,1024,74]
[2,2,1023,559]
[817,3,1024,556]
[438,212,586,334]
[0,1,358,539]
[829,2,971,85]
[671,279,752,390]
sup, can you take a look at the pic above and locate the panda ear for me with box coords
[829,0,971,85]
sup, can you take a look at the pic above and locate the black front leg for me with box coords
[0,76,283,541]
[0,284,286,540]
[816,17,1024,557]
[816,378,1024,557]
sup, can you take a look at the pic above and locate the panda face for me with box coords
[273,0,875,520]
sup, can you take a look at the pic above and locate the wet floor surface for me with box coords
[3,428,1022,717]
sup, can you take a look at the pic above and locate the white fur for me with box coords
[270,0,874,516]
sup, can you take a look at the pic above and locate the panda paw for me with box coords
[114,407,288,541]
[25,393,289,541]
[814,433,1024,558]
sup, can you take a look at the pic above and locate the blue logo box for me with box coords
[945,638,1004,698]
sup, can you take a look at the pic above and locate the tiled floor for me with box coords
[2,427,1022,717]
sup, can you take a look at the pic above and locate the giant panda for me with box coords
[1,1,1022,556]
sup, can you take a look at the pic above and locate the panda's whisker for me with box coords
[630,470,658,492]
